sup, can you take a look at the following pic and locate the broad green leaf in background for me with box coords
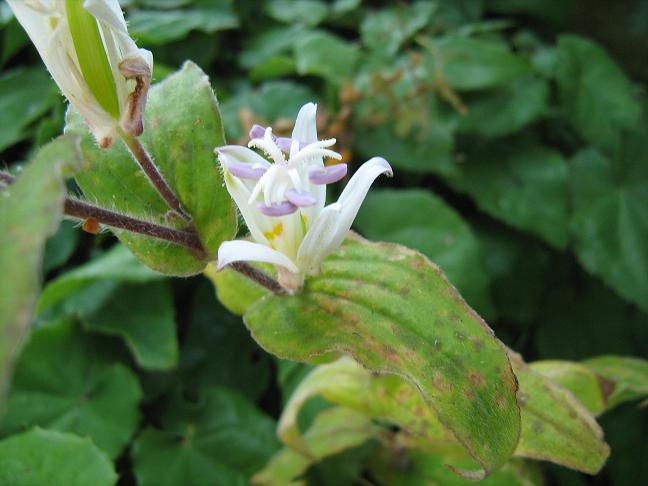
[458,76,549,137]
[360,2,437,56]
[355,189,496,319]
[294,31,359,82]
[127,0,239,45]
[0,428,116,486]
[37,244,163,314]
[132,387,279,485]
[179,282,272,401]
[67,61,237,276]
[253,407,375,486]
[0,135,80,414]
[239,25,307,77]
[42,221,79,274]
[353,123,455,176]
[221,80,317,142]
[1,320,142,459]
[476,225,550,325]
[448,144,569,248]
[423,36,530,91]
[81,282,178,371]
[569,143,648,313]
[583,356,648,409]
[243,236,521,476]
[555,35,640,151]
[265,0,329,27]
[509,353,609,474]
[0,67,58,152]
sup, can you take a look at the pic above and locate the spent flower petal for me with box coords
[7,0,153,148]
[216,103,392,292]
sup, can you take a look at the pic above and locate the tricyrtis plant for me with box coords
[1,1,647,485]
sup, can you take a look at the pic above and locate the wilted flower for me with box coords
[7,0,153,147]
[216,103,392,291]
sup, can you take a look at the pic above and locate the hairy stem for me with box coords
[121,133,191,221]
[65,198,206,255]
[2,169,286,295]
[230,262,288,296]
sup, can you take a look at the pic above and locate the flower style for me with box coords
[216,103,393,291]
[7,0,153,148]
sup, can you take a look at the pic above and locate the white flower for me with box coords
[216,103,393,292]
[7,0,153,148]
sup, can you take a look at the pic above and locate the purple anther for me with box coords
[284,188,317,207]
[257,201,298,217]
[249,124,266,139]
[309,164,348,185]
[276,137,293,152]
[227,161,267,180]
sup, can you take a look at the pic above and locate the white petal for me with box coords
[216,145,272,170]
[217,240,299,274]
[328,157,392,251]
[291,102,318,144]
[223,171,270,245]
[296,203,342,274]
[83,0,128,34]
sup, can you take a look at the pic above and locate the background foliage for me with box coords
[1,0,647,484]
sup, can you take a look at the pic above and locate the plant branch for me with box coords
[230,261,287,295]
[64,198,205,255]
[121,133,191,221]
[2,169,287,295]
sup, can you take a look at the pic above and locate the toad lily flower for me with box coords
[7,0,153,148]
[216,103,393,292]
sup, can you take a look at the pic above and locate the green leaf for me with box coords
[353,122,455,176]
[132,387,279,484]
[510,352,609,474]
[0,67,58,151]
[583,356,648,409]
[458,76,549,137]
[205,261,270,316]
[81,282,179,371]
[243,236,520,475]
[569,144,648,312]
[476,225,550,325]
[555,35,640,151]
[68,61,237,276]
[179,282,272,400]
[370,451,543,486]
[221,80,317,142]
[43,220,79,273]
[360,2,437,56]
[294,31,359,82]
[530,361,606,416]
[37,244,163,314]
[1,320,142,459]
[447,144,569,248]
[253,407,375,486]
[424,36,530,91]
[0,135,80,413]
[128,2,239,45]
[265,0,329,26]
[278,357,453,457]
[355,189,495,319]
[0,428,116,486]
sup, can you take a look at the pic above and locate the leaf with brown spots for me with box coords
[244,236,521,476]
[510,352,610,474]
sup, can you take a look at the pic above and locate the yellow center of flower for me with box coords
[65,0,120,118]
